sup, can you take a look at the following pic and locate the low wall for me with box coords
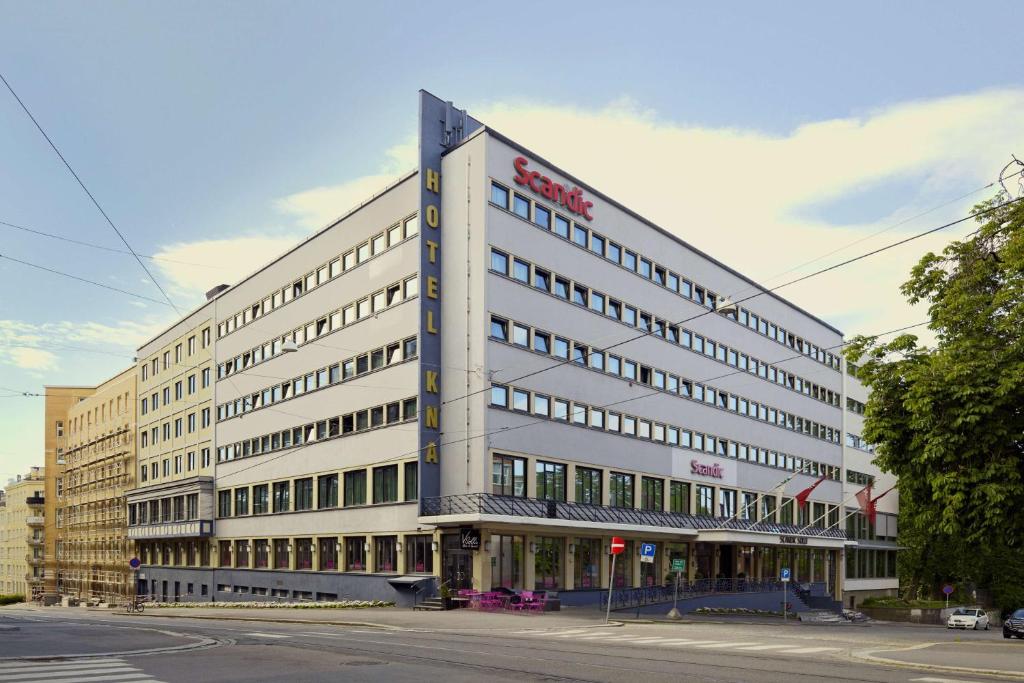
[860,605,1001,625]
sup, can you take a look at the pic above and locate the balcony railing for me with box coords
[26,496,44,505]
[25,516,45,526]
[421,493,846,539]
[26,536,44,546]
[25,554,43,566]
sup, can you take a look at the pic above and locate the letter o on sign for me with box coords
[610,537,625,555]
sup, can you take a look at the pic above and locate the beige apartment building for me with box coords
[0,467,46,598]
[45,369,136,603]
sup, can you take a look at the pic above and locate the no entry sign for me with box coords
[610,537,625,555]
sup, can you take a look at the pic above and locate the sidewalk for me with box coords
[854,640,1024,680]
[6,603,617,633]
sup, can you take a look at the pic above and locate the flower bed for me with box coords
[692,607,784,617]
[147,600,393,609]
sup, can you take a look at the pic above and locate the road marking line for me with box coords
[243,632,290,639]
[16,675,154,683]
[911,678,984,683]
[0,660,126,672]
[558,632,617,639]
[733,644,793,651]
[654,640,705,646]
[777,647,841,654]
[0,668,138,682]
[620,637,677,643]
[693,642,736,648]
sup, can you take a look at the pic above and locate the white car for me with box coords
[947,607,989,630]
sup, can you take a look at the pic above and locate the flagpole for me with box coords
[731,470,801,522]
[794,488,866,535]
[816,486,897,534]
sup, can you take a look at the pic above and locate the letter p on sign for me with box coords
[610,537,625,555]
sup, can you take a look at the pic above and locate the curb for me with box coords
[851,644,1024,681]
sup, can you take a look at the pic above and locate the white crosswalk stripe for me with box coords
[513,630,842,657]
[0,658,165,683]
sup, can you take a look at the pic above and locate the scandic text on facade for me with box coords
[513,156,593,221]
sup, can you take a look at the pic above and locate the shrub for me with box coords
[0,594,25,606]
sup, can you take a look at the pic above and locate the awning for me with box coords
[386,575,434,588]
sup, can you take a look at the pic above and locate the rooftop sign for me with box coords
[513,156,593,221]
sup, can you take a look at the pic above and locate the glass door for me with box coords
[442,533,473,590]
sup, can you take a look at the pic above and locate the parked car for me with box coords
[947,607,989,630]
[1003,608,1024,639]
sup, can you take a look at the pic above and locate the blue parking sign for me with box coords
[780,567,791,582]
[640,543,656,558]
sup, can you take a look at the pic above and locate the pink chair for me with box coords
[480,592,503,611]
[525,592,547,613]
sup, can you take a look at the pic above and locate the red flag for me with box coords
[866,486,896,526]
[795,474,827,509]
[856,484,876,526]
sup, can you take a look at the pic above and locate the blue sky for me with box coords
[2,1,1023,477]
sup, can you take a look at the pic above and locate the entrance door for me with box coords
[174,581,180,602]
[161,580,168,602]
[442,533,473,590]
[718,544,735,581]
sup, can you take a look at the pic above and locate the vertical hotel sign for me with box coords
[417,91,482,509]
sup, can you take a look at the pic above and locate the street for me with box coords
[1,606,1021,683]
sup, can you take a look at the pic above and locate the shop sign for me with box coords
[513,156,594,221]
[671,558,686,573]
[460,527,481,550]
[778,535,808,545]
[690,460,724,478]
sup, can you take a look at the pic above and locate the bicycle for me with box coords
[125,596,145,614]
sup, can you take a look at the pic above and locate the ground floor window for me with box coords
[573,538,601,589]
[274,538,290,569]
[534,537,562,590]
[296,538,313,570]
[254,539,269,568]
[491,534,524,589]
[218,540,231,567]
[235,540,249,568]
[346,536,366,571]
[405,535,433,573]
[612,540,633,588]
[319,537,338,570]
[375,536,397,572]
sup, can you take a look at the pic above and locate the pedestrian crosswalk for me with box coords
[0,657,165,683]
[509,628,841,656]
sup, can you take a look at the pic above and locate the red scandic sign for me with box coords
[513,156,594,221]
[610,537,626,555]
[690,460,724,478]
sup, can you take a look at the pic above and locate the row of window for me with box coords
[489,248,841,409]
[216,397,418,462]
[217,462,418,520]
[139,410,212,449]
[141,367,212,415]
[490,383,841,481]
[845,433,876,453]
[490,315,841,446]
[139,448,211,483]
[845,548,898,580]
[218,214,419,340]
[217,336,418,422]
[846,397,866,415]
[141,328,212,382]
[845,469,875,487]
[217,274,418,380]
[490,181,841,371]
[141,534,434,575]
[492,453,838,524]
[128,494,201,525]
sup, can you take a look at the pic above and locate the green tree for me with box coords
[846,194,1024,604]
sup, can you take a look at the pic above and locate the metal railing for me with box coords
[605,577,785,610]
[422,493,846,539]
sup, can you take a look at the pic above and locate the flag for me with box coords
[856,484,876,526]
[866,486,896,526]
[795,474,827,509]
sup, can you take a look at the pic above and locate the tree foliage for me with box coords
[846,194,1024,604]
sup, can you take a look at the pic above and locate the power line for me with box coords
[0,253,173,306]
[442,195,1023,409]
[214,318,928,486]
[0,70,183,316]
[0,219,220,269]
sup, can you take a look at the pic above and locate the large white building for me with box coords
[127,91,897,609]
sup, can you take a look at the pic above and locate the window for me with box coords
[491,182,509,208]
[375,536,398,572]
[344,470,367,506]
[533,204,550,229]
[345,537,366,571]
[535,461,566,501]
[669,481,690,514]
[641,477,663,511]
[318,474,338,509]
[273,539,290,569]
[272,481,290,513]
[234,488,249,516]
[406,535,433,573]
[513,193,530,219]
[491,384,508,407]
[696,485,714,516]
[513,258,529,283]
[373,465,399,503]
[404,461,418,501]
[218,490,231,518]
[575,467,602,505]
[609,472,633,508]
[253,484,269,515]
[492,454,526,497]
[295,538,314,570]
[490,249,508,274]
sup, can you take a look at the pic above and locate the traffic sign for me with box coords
[671,558,686,573]
[640,543,656,563]
[610,537,625,555]
[780,567,791,582]
[129,557,141,570]
[942,584,954,596]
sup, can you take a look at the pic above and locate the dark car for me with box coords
[1003,608,1024,639]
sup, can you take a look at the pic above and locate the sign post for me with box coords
[780,567,791,622]
[668,558,686,620]
[942,583,954,609]
[606,537,625,624]
[129,557,141,607]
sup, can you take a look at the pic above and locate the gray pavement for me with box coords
[1,604,1021,682]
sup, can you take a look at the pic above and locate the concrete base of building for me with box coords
[137,566,435,608]
[844,587,899,609]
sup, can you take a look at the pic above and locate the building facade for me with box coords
[128,91,895,608]
[0,467,45,598]
[47,370,136,603]
[125,305,216,603]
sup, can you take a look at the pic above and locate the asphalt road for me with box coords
[0,608,1021,683]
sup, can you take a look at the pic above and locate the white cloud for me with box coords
[7,347,57,371]
[152,89,1024,346]
[0,318,171,374]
